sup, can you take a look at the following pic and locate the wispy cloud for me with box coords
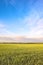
[0,18,43,42]
[0,22,17,38]
[20,8,43,38]
[0,23,5,28]
[3,0,15,6]
[0,0,43,42]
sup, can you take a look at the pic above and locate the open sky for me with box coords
[0,0,43,42]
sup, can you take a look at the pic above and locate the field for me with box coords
[0,43,43,65]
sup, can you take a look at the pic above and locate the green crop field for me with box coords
[0,44,43,65]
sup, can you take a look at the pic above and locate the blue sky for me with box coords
[0,0,43,42]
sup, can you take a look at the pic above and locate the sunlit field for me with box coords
[0,43,43,65]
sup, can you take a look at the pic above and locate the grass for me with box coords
[0,43,43,65]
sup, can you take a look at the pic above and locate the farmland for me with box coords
[0,43,43,65]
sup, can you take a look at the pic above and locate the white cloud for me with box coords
[0,22,43,42]
[0,22,17,38]
[0,0,43,42]
[21,9,43,38]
